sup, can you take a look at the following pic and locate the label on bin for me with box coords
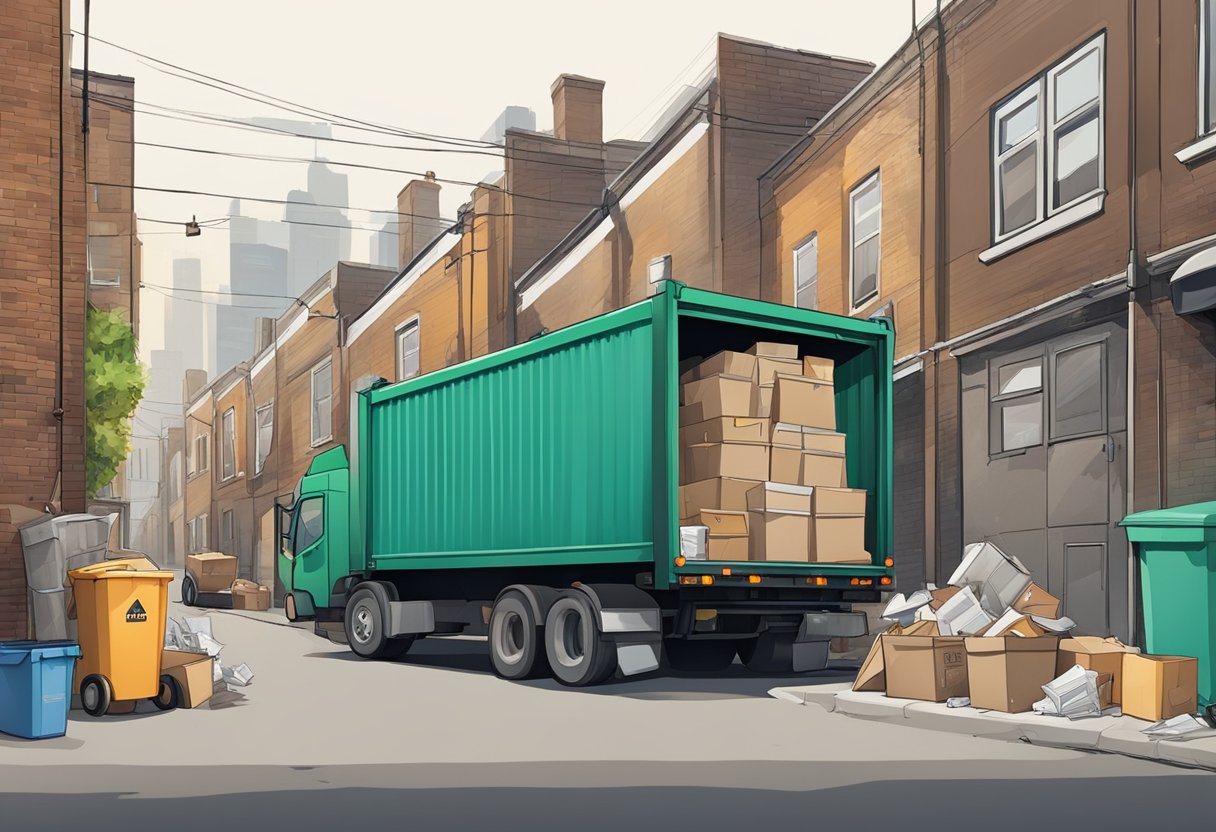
[125,600,148,623]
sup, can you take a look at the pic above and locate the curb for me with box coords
[769,685,1216,773]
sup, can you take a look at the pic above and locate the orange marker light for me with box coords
[674,556,687,567]
[850,578,861,586]
[880,576,893,586]
[701,575,714,586]
[748,575,762,584]
[722,568,732,576]
[884,557,895,568]
[679,576,699,585]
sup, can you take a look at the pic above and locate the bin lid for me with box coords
[68,556,173,581]
[1120,501,1216,542]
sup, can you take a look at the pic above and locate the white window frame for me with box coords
[254,401,274,475]
[395,317,421,382]
[310,358,333,447]
[190,432,210,477]
[189,513,209,552]
[849,172,881,312]
[990,33,1106,246]
[220,407,236,482]
[792,234,818,310]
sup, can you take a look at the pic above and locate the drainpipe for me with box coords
[1125,0,1139,643]
[932,0,949,583]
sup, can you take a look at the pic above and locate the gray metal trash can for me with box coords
[18,514,117,641]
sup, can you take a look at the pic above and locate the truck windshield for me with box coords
[292,497,324,556]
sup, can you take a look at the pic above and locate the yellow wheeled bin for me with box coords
[67,557,174,717]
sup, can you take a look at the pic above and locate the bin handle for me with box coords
[0,653,28,666]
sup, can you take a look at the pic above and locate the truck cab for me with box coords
[278,447,352,623]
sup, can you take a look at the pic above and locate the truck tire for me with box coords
[345,586,413,661]
[544,594,616,687]
[489,591,549,680]
[181,574,197,606]
[664,638,741,672]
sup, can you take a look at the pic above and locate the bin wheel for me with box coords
[152,674,181,711]
[181,574,198,606]
[80,674,113,718]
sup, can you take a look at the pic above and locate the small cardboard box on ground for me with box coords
[160,648,215,708]
[853,620,935,692]
[964,636,1060,713]
[810,487,869,564]
[1057,636,1135,705]
[881,622,968,702]
[187,552,239,592]
[231,579,271,611]
[1121,653,1199,721]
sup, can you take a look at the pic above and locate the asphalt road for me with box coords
[0,583,1211,831]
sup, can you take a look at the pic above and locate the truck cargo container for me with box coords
[277,282,894,685]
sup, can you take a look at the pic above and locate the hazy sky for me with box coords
[69,0,940,369]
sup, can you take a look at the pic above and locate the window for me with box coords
[989,356,1044,454]
[289,497,324,557]
[991,33,1105,243]
[793,234,818,310]
[188,513,209,553]
[311,359,333,446]
[849,172,881,310]
[86,237,122,286]
[395,320,420,382]
[189,432,210,476]
[1202,0,1216,135]
[221,408,236,481]
[222,509,234,542]
[255,402,274,475]
[1050,341,1105,439]
[168,452,181,503]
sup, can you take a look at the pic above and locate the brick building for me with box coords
[764,0,1216,642]
[0,0,88,639]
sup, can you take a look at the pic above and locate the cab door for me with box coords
[282,495,328,617]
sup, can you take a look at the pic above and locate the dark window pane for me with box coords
[1053,343,1104,437]
[1000,143,1039,235]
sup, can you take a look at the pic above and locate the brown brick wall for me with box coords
[0,0,87,638]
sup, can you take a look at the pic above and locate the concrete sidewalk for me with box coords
[770,683,1216,772]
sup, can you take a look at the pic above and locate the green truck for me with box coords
[277,282,894,686]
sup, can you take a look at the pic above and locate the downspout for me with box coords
[52,2,67,505]
[932,0,949,582]
[1125,0,1139,642]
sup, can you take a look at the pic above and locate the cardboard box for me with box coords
[928,585,962,611]
[813,486,866,516]
[803,355,834,382]
[679,350,757,385]
[771,422,805,448]
[853,624,902,692]
[964,636,1060,713]
[678,477,760,517]
[679,374,758,425]
[748,509,811,562]
[680,417,769,447]
[160,648,215,709]
[231,579,271,611]
[1011,582,1062,619]
[684,443,770,483]
[748,341,799,359]
[757,386,773,418]
[802,427,847,454]
[882,632,968,702]
[707,535,750,561]
[186,552,239,592]
[1057,636,1134,705]
[770,446,806,485]
[802,450,846,487]
[746,481,814,513]
[808,515,869,564]
[1121,653,1199,721]
[771,374,835,430]
[754,356,803,387]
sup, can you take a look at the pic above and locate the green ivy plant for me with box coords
[86,308,145,499]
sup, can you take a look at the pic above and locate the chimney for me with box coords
[551,74,605,145]
[253,317,276,354]
[183,369,209,404]
[397,172,443,270]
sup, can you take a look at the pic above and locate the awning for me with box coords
[1170,247,1216,315]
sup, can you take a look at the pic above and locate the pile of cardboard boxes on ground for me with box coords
[677,341,869,564]
[186,552,272,610]
[855,541,1200,723]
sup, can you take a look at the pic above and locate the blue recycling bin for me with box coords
[0,641,81,739]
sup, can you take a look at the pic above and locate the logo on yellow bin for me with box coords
[125,600,148,623]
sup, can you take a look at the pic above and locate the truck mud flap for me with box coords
[386,600,436,637]
[573,584,662,678]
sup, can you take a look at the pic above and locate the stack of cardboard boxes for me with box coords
[854,542,1200,721]
[677,342,870,564]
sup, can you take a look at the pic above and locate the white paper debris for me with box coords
[679,526,708,561]
[949,541,1032,616]
[1141,713,1216,739]
[946,697,971,708]
[1029,615,1077,634]
[221,662,254,687]
[183,617,213,638]
[1037,664,1102,719]
[881,589,934,627]
[934,586,994,636]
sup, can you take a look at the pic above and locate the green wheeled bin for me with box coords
[1121,501,1216,706]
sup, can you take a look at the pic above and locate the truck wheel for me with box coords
[345,586,412,661]
[544,594,616,687]
[489,592,549,680]
[664,638,741,672]
[181,574,197,606]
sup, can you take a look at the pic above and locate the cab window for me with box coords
[294,497,325,553]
